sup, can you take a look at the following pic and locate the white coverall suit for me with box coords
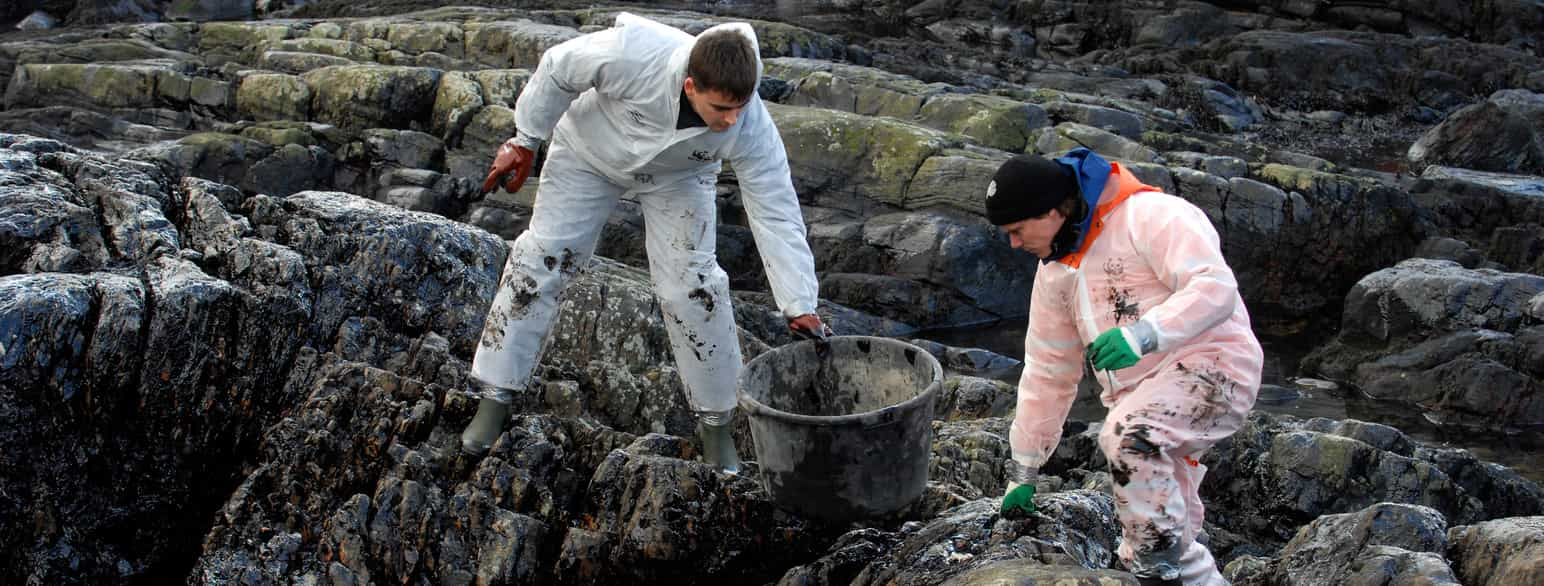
[470,14,820,415]
[1011,161,1263,584]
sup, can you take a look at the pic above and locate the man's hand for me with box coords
[1001,481,1036,518]
[1088,327,1142,371]
[787,313,831,340]
[481,140,535,195]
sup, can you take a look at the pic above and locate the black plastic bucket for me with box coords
[737,335,942,522]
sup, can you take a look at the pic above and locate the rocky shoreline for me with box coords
[2,1,1542,584]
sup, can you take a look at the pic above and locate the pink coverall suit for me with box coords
[1010,162,1263,584]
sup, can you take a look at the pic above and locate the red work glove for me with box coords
[481,140,535,195]
[788,314,832,340]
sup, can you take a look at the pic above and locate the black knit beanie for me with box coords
[985,154,1080,226]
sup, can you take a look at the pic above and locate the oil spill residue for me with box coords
[1176,362,1235,431]
[480,274,540,351]
[1103,258,1139,324]
[688,288,715,314]
[1108,287,1139,324]
[558,247,578,275]
[1134,520,1179,564]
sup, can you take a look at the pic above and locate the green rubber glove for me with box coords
[1000,482,1037,518]
[1088,327,1141,371]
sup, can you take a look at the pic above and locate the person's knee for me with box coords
[504,241,591,308]
[680,249,726,284]
[516,233,589,272]
[657,251,729,316]
[1099,418,1168,487]
[1100,417,1167,456]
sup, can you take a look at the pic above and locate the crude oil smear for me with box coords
[800,378,825,415]
[558,247,578,275]
[796,342,881,417]
[1108,420,1162,487]
[543,247,579,274]
[1135,520,1179,563]
[1109,287,1139,324]
[789,342,922,417]
[1176,362,1236,431]
[669,315,709,362]
[688,288,715,313]
[1103,258,1140,324]
[1119,424,1161,458]
[479,274,539,351]
[1111,459,1134,486]
[802,342,841,416]
[507,276,540,318]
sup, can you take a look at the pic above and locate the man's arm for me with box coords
[726,100,819,319]
[1008,273,1084,470]
[1125,195,1241,354]
[511,27,624,148]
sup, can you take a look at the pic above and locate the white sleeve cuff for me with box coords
[782,301,818,319]
[1012,452,1045,471]
[1124,318,1159,355]
[512,132,544,151]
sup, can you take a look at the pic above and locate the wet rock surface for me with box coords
[1447,516,1544,586]
[1226,502,1460,585]
[1303,259,1544,428]
[1408,94,1544,176]
[2,1,1543,584]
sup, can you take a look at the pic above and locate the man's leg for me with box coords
[638,174,744,472]
[1174,456,1225,585]
[463,142,625,453]
[1097,356,1255,585]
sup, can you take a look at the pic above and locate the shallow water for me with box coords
[917,322,1544,484]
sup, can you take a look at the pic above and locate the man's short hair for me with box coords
[688,29,758,101]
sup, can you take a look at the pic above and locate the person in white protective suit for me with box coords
[462,13,829,472]
[989,149,1263,586]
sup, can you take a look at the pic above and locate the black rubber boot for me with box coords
[461,398,510,455]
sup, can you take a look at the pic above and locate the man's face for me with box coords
[999,207,1068,258]
[684,77,750,132]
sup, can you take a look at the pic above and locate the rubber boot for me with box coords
[697,409,741,474]
[461,398,510,455]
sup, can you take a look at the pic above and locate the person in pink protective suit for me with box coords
[988,148,1263,586]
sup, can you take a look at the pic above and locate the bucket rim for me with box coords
[736,335,943,428]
